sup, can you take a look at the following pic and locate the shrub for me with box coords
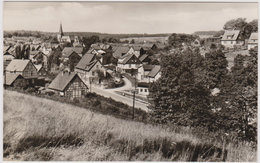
[13,78,28,89]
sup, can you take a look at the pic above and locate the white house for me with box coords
[138,65,161,83]
[117,53,142,74]
[137,82,150,96]
[221,30,244,48]
[75,53,106,85]
[247,33,258,50]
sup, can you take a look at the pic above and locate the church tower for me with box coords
[57,23,64,42]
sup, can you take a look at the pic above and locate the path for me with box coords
[90,76,149,112]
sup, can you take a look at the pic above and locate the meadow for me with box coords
[3,90,257,161]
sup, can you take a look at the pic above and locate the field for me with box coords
[120,36,169,43]
[3,90,257,161]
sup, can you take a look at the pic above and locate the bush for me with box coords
[13,78,28,89]
[93,100,101,106]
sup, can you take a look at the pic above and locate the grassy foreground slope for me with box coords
[3,90,256,161]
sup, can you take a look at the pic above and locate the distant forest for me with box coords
[3,30,171,39]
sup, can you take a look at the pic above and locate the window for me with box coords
[231,41,233,44]
[145,89,147,92]
[129,64,131,68]
[32,79,34,84]
[96,65,99,68]
[140,89,143,92]
[92,71,95,76]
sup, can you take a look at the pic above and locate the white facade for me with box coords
[221,40,244,48]
[137,86,149,96]
[75,61,106,85]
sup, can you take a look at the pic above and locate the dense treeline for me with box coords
[148,46,258,142]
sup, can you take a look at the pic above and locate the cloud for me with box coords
[4,2,113,31]
[3,2,258,34]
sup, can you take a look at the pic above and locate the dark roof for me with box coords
[119,53,140,64]
[248,33,258,44]
[62,47,84,57]
[113,46,130,58]
[147,65,161,77]
[75,53,98,71]
[138,82,150,88]
[4,73,24,85]
[63,51,81,58]
[48,71,87,91]
[139,54,149,62]
[221,30,241,41]
[143,64,155,71]
[6,59,31,72]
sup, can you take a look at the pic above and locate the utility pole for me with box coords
[131,68,136,120]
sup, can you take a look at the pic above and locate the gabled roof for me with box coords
[139,54,149,62]
[4,45,12,52]
[48,71,87,91]
[63,50,81,58]
[113,46,130,58]
[118,53,141,64]
[221,30,241,41]
[75,53,98,71]
[147,65,161,78]
[34,64,43,72]
[4,73,24,85]
[248,33,258,44]
[142,64,155,71]
[62,47,84,56]
[6,59,31,72]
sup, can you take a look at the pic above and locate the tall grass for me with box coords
[3,90,257,161]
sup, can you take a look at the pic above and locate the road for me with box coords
[90,77,149,112]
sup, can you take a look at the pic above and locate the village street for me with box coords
[90,77,149,112]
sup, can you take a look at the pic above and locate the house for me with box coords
[117,53,142,74]
[139,54,151,64]
[75,53,106,85]
[48,71,88,98]
[5,59,39,86]
[130,46,147,58]
[62,51,82,72]
[147,65,161,82]
[3,51,15,61]
[221,30,244,48]
[248,33,258,50]
[62,47,84,57]
[112,46,130,58]
[32,51,48,67]
[4,73,25,87]
[35,64,49,86]
[205,36,221,46]
[137,82,150,96]
[137,64,155,82]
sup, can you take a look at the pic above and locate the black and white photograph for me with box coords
[2,1,258,162]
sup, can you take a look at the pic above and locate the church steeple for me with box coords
[59,23,64,36]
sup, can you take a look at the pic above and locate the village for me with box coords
[3,23,258,111]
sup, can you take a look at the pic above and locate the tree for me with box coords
[215,47,258,140]
[223,18,258,39]
[82,35,100,52]
[130,39,135,44]
[15,45,21,59]
[223,18,247,31]
[205,49,228,89]
[248,19,258,32]
[102,38,107,43]
[149,49,212,127]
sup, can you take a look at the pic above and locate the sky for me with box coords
[3,1,259,34]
